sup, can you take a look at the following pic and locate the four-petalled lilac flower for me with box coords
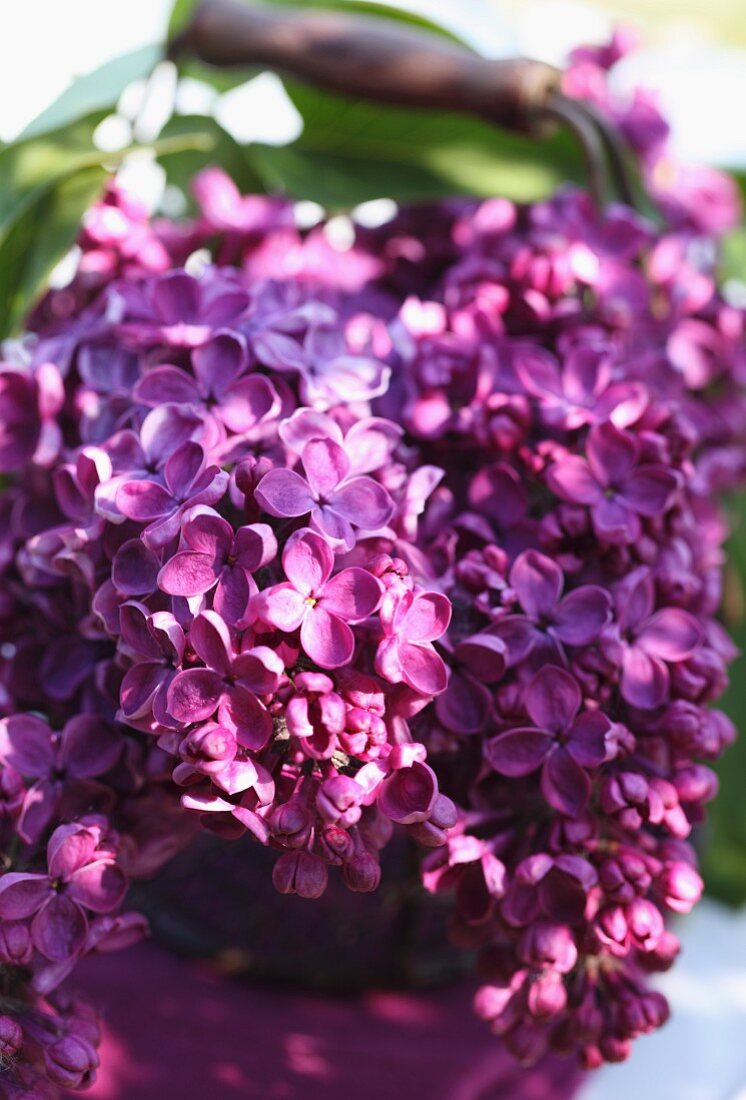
[487,666,611,816]
[255,437,394,551]
[157,505,276,625]
[547,421,680,543]
[255,528,382,669]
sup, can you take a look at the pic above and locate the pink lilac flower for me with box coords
[376,587,452,695]
[255,528,382,668]
[255,436,394,550]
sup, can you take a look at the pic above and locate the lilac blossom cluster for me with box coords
[1,35,745,1092]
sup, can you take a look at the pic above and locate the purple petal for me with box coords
[487,728,553,777]
[189,610,234,675]
[220,375,279,433]
[621,647,670,709]
[455,634,507,683]
[214,565,252,625]
[256,583,307,632]
[525,666,581,734]
[67,861,127,914]
[31,895,87,961]
[164,441,204,498]
[0,873,50,918]
[435,672,492,734]
[541,748,591,816]
[587,422,637,485]
[302,438,349,499]
[116,480,173,522]
[47,826,98,880]
[0,714,54,776]
[158,551,219,597]
[312,505,356,550]
[60,716,121,777]
[283,528,333,595]
[546,456,601,505]
[167,669,224,723]
[468,463,527,529]
[152,272,200,324]
[301,606,354,669]
[111,539,160,596]
[134,366,200,407]
[219,686,272,750]
[399,641,448,695]
[591,496,639,544]
[181,507,232,557]
[330,476,394,530]
[120,662,166,721]
[255,468,314,518]
[553,586,611,646]
[232,646,284,695]
[402,591,452,645]
[510,550,563,620]
[379,762,437,825]
[567,712,610,768]
[192,331,247,395]
[233,523,277,572]
[638,609,703,661]
[321,568,381,621]
[621,465,679,516]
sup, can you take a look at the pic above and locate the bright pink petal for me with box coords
[621,647,670,710]
[167,669,224,723]
[219,686,272,750]
[115,480,172,521]
[181,507,233,557]
[220,375,279,433]
[638,609,703,661]
[301,438,349,498]
[257,583,307,632]
[255,468,314,518]
[403,591,452,644]
[320,567,381,621]
[67,861,127,913]
[283,528,333,594]
[399,641,448,695]
[301,606,354,669]
[158,551,218,596]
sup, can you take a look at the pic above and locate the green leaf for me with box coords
[157,114,267,207]
[255,81,585,207]
[0,166,108,336]
[20,45,162,141]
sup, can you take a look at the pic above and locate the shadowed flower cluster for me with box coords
[0,31,745,1094]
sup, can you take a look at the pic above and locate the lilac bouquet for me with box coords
[1,31,745,1094]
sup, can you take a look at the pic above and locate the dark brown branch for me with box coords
[171,0,562,134]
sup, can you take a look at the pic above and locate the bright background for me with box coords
[3,3,746,1098]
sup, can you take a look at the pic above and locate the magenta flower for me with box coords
[116,440,228,549]
[134,331,280,435]
[375,587,452,695]
[608,567,703,709]
[494,550,611,665]
[255,528,382,669]
[158,506,276,625]
[487,666,611,815]
[546,421,680,543]
[255,437,394,551]
[116,270,249,349]
[118,604,185,729]
[0,823,126,961]
[167,610,283,748]
[0,714,121,843]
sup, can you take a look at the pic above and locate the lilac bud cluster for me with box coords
[0,32,745,1090]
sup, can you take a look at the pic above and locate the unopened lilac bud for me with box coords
[526,970,567,1020]
[519,922,577,973]
[658,861,703,913]
[316,775,363,826]
[599,1035,631,1063]
[0,920,32,965]
[272,850,328,899]
[342,850,382,893]
[317,824,355,864]
[0,1015,22,1063]
[270,799,312,848]
[627,899,664,951]
[43,1035,99,1089]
